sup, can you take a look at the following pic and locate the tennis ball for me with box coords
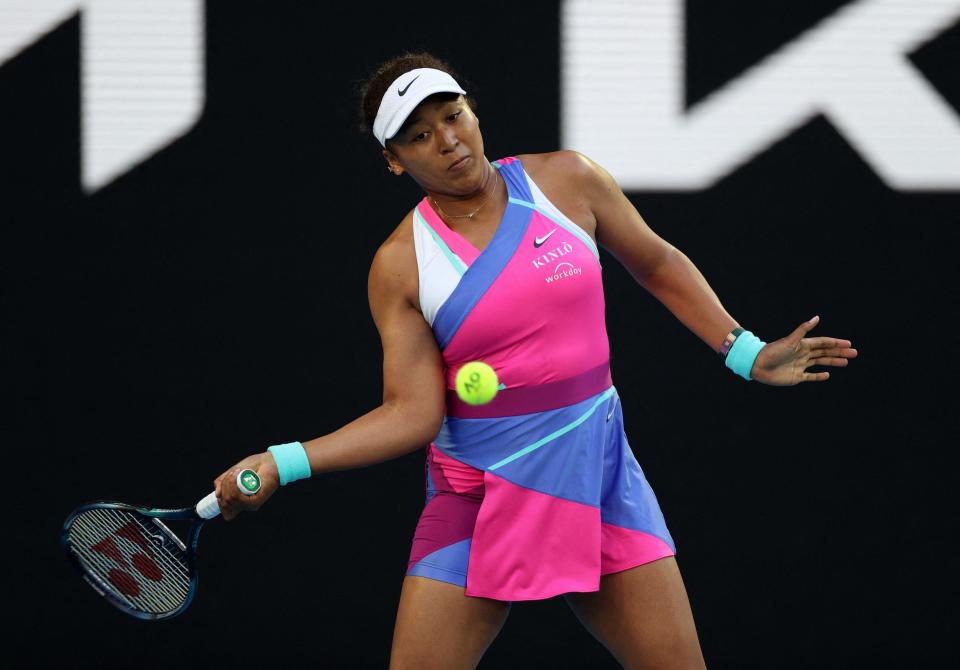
[455,361,500,405]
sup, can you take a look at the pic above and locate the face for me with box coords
[383,94,486,195]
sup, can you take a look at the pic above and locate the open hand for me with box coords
[750,315,857,386]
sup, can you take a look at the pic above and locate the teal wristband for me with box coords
[267,441,311,486]
[724,330,766,381]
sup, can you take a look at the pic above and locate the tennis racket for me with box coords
[61,468,263,621]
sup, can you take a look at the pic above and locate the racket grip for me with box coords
[196,491,221,520]
[195,470,260,519]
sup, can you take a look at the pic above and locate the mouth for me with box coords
[448,156,470,171]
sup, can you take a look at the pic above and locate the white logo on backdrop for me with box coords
[562,0,960,190]
[0,0,204,192]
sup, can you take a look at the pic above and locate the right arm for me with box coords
[213,223,446,519]
[300,234,446,473]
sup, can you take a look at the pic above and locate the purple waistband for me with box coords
[445,362,613,419]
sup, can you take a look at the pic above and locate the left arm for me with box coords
[620,246,737,355]
[570,151,736,353]
[568,151,858,384]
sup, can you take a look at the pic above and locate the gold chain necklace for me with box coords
[431,165,500,220]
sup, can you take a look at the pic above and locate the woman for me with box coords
[212,53,857,669]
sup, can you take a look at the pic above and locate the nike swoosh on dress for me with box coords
[534,229,558,247]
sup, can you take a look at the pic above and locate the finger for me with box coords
[225,469,254,509]
[802,370,830,382]
[219,470,239,507]
[805,337,853,350]
[809,346,858,359]
[810,356,849,367]
[219,491,239,517]
[789,315,820,344]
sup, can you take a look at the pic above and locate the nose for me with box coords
[438,124,459,152]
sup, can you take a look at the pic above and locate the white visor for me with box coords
[373,68,466,147]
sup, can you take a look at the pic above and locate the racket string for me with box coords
[103,509,192,582]
[68,508,192,614]
[86,510,192,587]
[72,510,189,613]
[71,542,180,614]
[71,532,179,613]
[70,512,187,614]
[99,510,192,607]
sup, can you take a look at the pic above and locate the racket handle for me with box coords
[196,491,221,519]
[195,469,262,520]
[236,469,262,495]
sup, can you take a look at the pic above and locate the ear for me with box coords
[383,148,403,176]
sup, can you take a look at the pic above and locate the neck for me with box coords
[429,161,498,219]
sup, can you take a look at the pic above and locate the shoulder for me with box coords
[516,150,616,209]
[515,150,599,183]
[514,150,611,205]
[368,208,419,309]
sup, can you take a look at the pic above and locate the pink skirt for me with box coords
[406,386,676,601]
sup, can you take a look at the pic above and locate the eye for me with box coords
[412,131,427,142]
[448,111,462,122]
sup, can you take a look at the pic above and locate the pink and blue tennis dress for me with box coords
[406,156,675,601]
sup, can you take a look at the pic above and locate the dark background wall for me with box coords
[4,1,958,668]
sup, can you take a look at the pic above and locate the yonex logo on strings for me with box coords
[92,522,165,598]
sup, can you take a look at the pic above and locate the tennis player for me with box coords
[213,53,857,669]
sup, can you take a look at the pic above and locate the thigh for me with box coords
[390,575,511,670]
[564,556,706,670]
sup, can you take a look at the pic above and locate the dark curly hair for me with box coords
[356,51,478,147]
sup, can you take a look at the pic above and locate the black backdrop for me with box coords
[4,2,958,668]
